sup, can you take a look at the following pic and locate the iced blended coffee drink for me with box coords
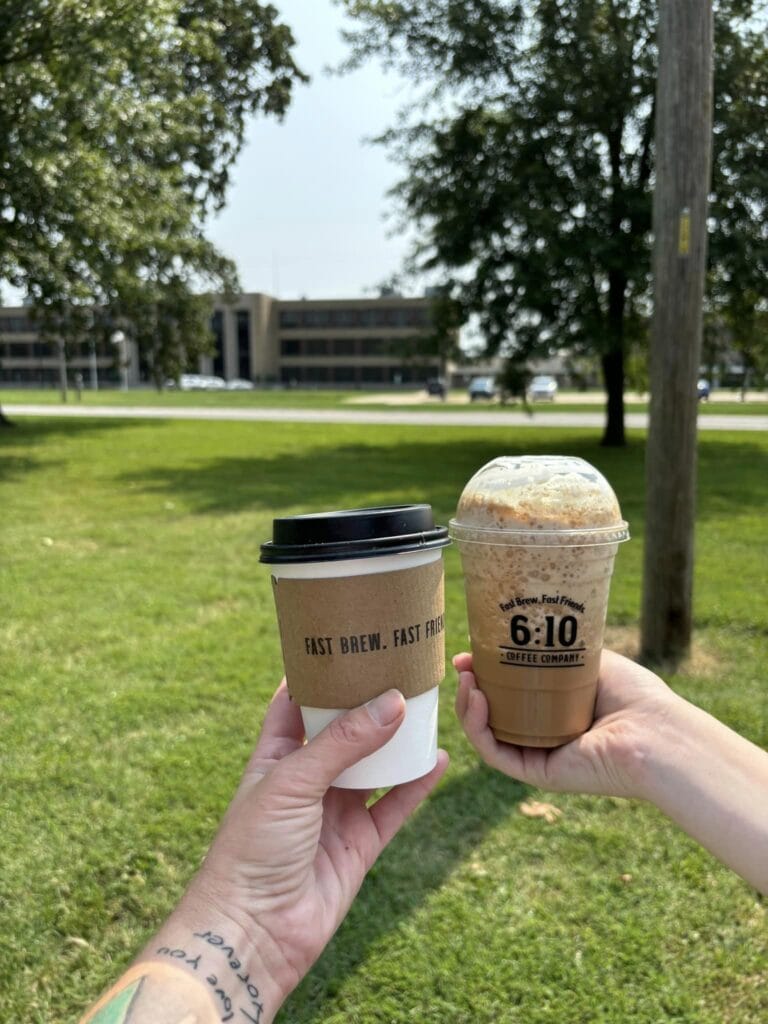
[450,457,629,747]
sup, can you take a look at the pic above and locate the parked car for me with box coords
[528,374,558,401]
[176,374,209,391]
[425,377,447,399]
[177,374,226,391]
[226,378,255,391]
[697,378,710,401]
[468,376,497,401]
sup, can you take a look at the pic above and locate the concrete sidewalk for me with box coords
[7,403,767,431]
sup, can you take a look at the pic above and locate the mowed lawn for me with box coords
[1,416,766,1023]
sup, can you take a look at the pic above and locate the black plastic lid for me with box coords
[260,504,450,564]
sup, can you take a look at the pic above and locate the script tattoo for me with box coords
[155,930,265,1024]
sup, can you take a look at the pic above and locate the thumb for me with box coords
[276,689,406,798]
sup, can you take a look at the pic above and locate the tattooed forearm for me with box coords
[79,961,219,1024]
[155,931,265,1024]
[80,930,267,1024]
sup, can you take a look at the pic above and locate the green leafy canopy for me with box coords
[0,0,306,381]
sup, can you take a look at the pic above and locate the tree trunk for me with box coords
[640,0,714,668]
[740,364,751,402]
[601,270,627,447]
[600,348,625,446]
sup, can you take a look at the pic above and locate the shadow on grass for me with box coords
[284,763,529,1022]
[114,432,767,526]
[0,416,167,483]
[114,435,647,520]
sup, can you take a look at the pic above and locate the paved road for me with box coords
[6,403,767,431]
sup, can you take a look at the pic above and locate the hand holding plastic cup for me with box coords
[450,456,629,747]
[261,505,450,788]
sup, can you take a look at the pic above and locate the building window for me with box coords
[0,316,34,333]
[279,304,430,331]
[303,309,331,328]
[305,338,328,356]
[332,338,357,356]
[361,366,384,383]
[304,366,330,383]
[330,309,358,327]
[333,365,357,383]
[211,311,224,377]
[359,337,387,357]
[237,310,251,379]
[281,338,301,356]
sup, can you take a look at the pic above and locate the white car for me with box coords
[528,374,558,401]
[226,378,255,390]
[177,374,226,391]
[468,376,498,401]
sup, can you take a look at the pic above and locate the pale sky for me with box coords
[208,0,426,301]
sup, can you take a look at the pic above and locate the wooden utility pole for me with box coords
[641,0,714,666]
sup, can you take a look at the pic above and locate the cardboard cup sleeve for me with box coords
[272,560,446,708]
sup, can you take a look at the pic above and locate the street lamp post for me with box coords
[57,338,68,403]
[89,339,99,391]
[110,330,128,391]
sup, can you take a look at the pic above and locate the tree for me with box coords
[0,0,306,422]
[640,0,713,667]
[337,0,768,445]
[708,3,768,396]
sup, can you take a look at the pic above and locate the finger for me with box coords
[454,669,473,720]
[274,689,406,800]
[460,683,531,780]
[368,749,450,852]
[452,651,473,673]
[249,680,305,766]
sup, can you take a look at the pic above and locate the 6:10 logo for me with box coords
[510,614,578,647]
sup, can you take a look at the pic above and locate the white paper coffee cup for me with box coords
[261,506,450,788]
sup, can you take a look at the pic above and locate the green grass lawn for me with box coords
[2,386,767,416]
[1,417,766,1023]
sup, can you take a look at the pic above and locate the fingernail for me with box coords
[366,688,404,726]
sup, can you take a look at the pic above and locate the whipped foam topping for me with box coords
[454,457,624,532]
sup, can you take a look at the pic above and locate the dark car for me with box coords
[426,377,447,399]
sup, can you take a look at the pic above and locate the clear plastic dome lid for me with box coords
[449,455,629,547]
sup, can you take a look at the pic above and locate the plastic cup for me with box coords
[260,505,450,788]
[450,456,629,747]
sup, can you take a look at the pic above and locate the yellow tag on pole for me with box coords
[678,207,691,255]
